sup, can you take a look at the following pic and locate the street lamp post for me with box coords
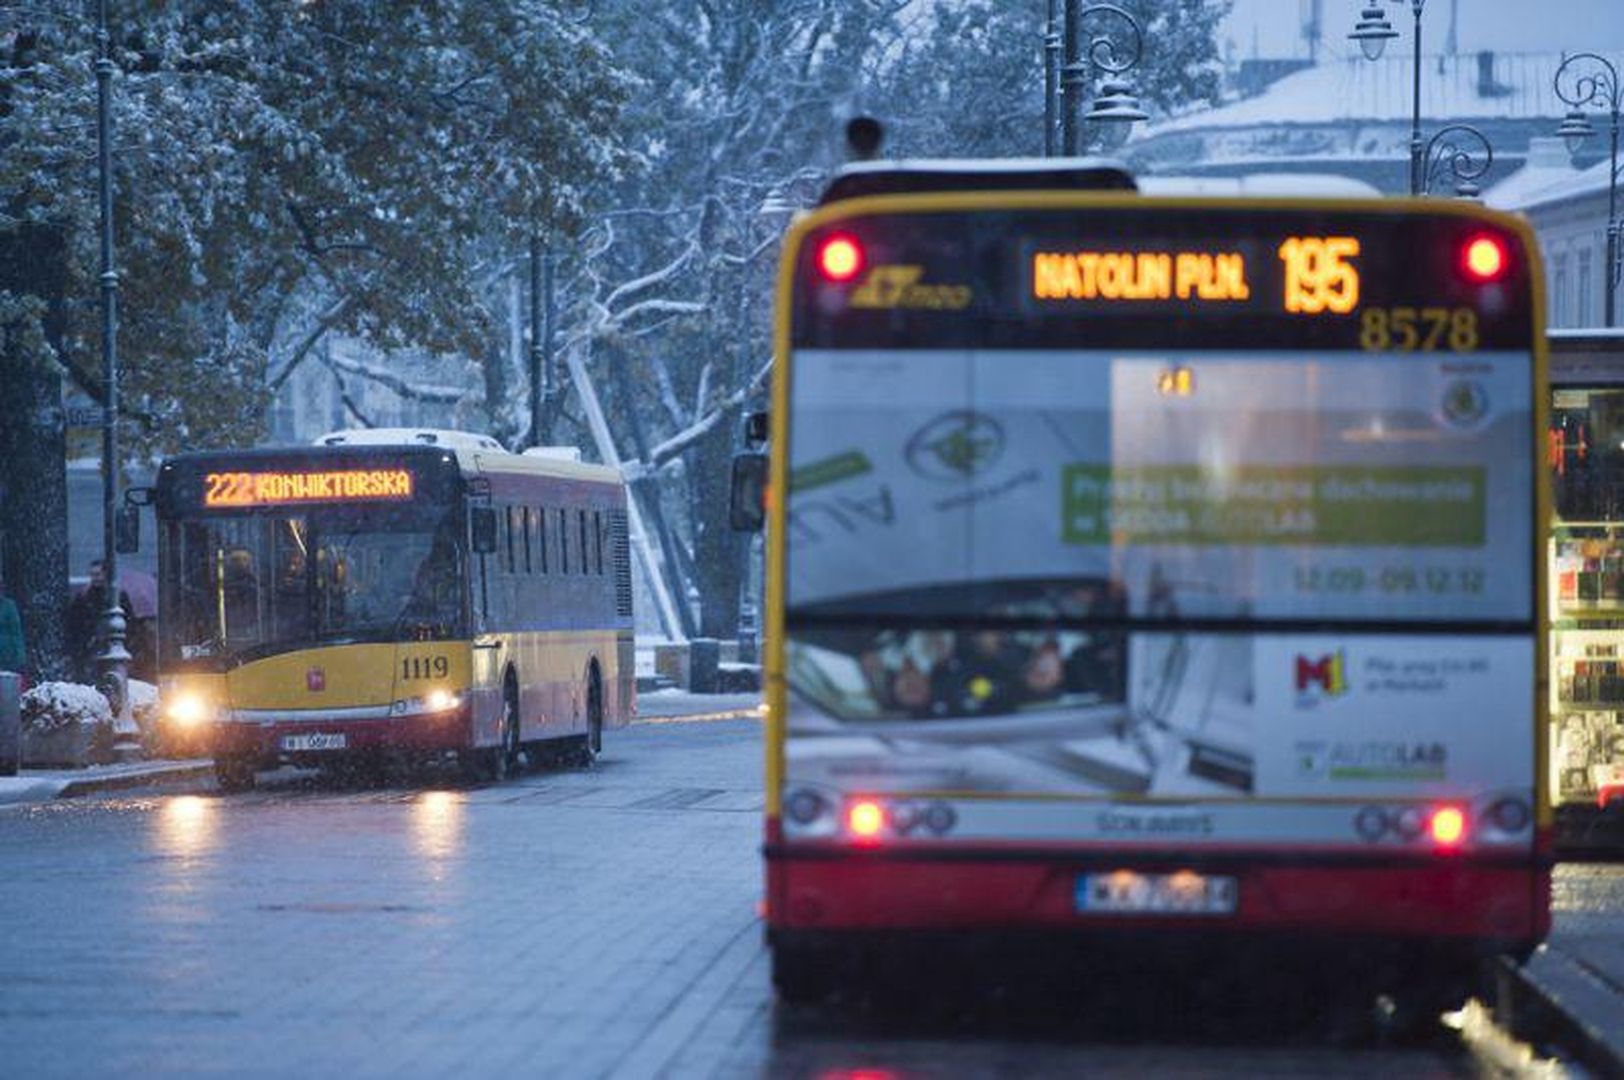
[1043,0,1060,156]
[1348,1,1426,195]
[1553,53,1622,328]
[1420,123,1494,198]
[1056,2,1147,157]
[93,0,133,749]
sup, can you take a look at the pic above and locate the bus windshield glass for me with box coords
[159,504,466,665]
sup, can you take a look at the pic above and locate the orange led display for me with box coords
[1279,235,1361,315]
[203,469,415,507]
[1032,251,1250,303]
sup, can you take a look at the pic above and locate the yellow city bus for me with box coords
[152,429,634,789]
[755,162,1550,1015]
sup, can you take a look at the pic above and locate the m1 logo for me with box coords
[1295,651,1347,706]
[307,667,326,692]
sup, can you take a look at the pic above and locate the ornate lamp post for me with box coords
[1348,2,1427,195]
[1553,53,1622,327]
[1053,2,1146,157]
[93,0,134,749]
[1420,124,1494,198]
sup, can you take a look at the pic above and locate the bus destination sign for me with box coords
[203,468,415,508]
[1031,236,1361,316]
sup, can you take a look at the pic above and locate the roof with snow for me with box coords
[1137,51,1624,137]
[1490,158,1617,212]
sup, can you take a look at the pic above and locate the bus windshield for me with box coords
[159,505,466,665]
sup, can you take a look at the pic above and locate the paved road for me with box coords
[0,717,1577,1077]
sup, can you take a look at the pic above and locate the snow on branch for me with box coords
[641,355,771,471]
[604,243,699,309]
[610,297,707,326]
[267,293,355,393]
[325,353,468,404]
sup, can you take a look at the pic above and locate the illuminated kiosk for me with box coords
[1548,329,1624,849]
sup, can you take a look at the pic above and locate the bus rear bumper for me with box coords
[765,845,1548,950]
[209,707,474,760]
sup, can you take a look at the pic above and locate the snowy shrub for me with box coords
[128,679,159,731]
[21,682,112,733]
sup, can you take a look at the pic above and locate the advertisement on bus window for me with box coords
[781,348,1534,832]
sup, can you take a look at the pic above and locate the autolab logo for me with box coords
[1295,651,1347,706]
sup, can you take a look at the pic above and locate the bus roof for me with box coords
[161,432,623,489]
[1137,174,1382,197]
[819,157,1137,204]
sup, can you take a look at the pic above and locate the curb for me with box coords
[632,707,762,727]
[1494,950,1624,1076]
[49,762,214,800]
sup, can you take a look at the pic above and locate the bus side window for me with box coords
[537,506,548,573]
[523,507,533,574]
[559,507,569,574]
[594,510,604,575]
[579,510,589,576]
[505,506,517,574]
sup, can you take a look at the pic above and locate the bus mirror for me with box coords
[471,507,498,554]
[729,453,768,532]
[114,505,140,554]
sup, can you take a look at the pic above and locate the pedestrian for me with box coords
[0,573,25,678]
[65,560,130,684]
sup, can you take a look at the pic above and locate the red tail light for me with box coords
[1461,234,1508,282]
[1429,805,1466,846]
[817,234,865,282]
[847,799,885,841]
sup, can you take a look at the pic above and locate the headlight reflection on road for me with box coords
[412,790,464,869]
[157,794,217,860]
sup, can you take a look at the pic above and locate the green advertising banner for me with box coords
[790,450,873,493]
[1061,465,1485,547]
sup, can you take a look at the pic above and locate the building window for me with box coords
[1554,255,1570,328]
[1579,250,1595,327]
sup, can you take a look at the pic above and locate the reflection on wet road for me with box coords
[1,718,1582,1076]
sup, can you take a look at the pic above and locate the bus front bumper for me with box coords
[209,705,474,760]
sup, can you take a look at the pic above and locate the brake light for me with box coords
[847,799,885,840]
[1429,805,1466,846]
[1461,234,1508,282]
[817,234,865,282]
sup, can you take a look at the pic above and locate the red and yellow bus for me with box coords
[154,429,634,789]
[757,164,1549,1011]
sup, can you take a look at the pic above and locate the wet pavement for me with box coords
[0,716,1589,1077]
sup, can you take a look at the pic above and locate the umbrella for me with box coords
[72,567,157,618]
[117,569,157,619]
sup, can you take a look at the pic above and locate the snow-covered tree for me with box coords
[2,1,633,455]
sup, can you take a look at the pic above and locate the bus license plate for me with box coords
[1076,872,1237,916]
[280,732,348,752]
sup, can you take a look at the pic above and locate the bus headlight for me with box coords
[390,691,463,717]
[165,693,213,729]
